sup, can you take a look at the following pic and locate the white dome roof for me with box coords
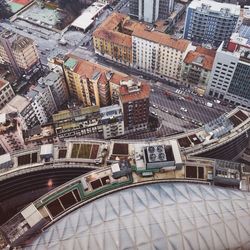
[25,183,250,250]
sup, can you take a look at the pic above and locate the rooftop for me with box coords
[119,81,150,103]
[93,12,132,48]
[184,46,216,70]
[71,1,107,31]
[93,12,191,52]
[53,106,100,122]
[189,0,240,16]
[64,55,128,86]
[0,95,30,114]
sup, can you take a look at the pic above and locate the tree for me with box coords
[58,0,83,17]
[0,0,11,20]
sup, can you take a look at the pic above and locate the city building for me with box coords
[70,1,108,32]
[0,113,25,153]
[100,104,124,139]
[93,13,133,66]
[129,0,174,23]
[0,83,58,129]
[52,106,103,139]
[93,12,193,80]
[132,28,193,80]
[183,0,240,48]
[181,46,216,94]
[206,41,250,107]
[26,84,58,125]
[38,66,68,109]
[0,79,15,109]
[119,79,150,132]
[63,56,127,107]
[0,29,41,77]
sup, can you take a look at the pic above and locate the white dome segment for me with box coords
[25,183,250,250]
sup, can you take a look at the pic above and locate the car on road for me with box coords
[214,99,221,104]
[152,104,158,109]
[150,111,158,116]
[180,107,187,112]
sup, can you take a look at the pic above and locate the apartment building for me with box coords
[119,79,150,132]
[93,12,193,80]
[0,113,25,153]
[100,105,124,139]
[129,0,174,23]
[26,85,58,125]
[0,29,41,77]
[206,40,250,108]
[52,106,103,139]
[93,13,133,66]
[181,46,216,93]
[63,56,127,107]
[132,29,193,80]
[38,66,68,109]
[183,0,240,48]
[0,79,15,109]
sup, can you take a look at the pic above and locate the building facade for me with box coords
[93,12,194,81]
[181,46,216,93]
[119,79,150,132]
[129,0,174,23]
[132,30,192,80]
[183,0,240,48]
[63,56,127,107]
[93,14,133,66]
[206,41,250,108]
[0,79,15,109]
[0,30,41,77]
[38,66,68,109]
[100,105,124,139]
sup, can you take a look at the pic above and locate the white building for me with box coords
[70,1,108,32]
[38,66,68,109]
[206,41,250,108]
[0,79,15,109]
[100,104,124,139]
[183,0,240,48]
[132,29,193,80]
[26,85,57,125]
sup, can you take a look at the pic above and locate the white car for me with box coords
[180,107,187,112]
[214,99,221,104]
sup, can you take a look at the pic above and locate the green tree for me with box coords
[0,0,11,20]
[58,0,83,16]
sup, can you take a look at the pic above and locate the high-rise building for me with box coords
[0,29,41,77]
[129,0,175,23]
[183,0,240,48]
[38,66,69,109]
[63,56,127,107]
[206,39,250,108]
[0,79,15,109]
[100,104,124,139]
[119,79,150,132]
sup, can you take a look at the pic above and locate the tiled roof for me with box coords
[64,55,128,85]
[119,82,150,103]
[93,12,191,52]
[133,27,191,52]
[93,12,132,47]
[184,46,216,70]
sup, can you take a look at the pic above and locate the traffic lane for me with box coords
[150,92,223,124]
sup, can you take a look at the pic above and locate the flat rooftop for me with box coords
[0,95,30,114]
[71,1,107,30]
[189,0,240,16]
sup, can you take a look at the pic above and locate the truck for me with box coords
[206,102,213,108]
